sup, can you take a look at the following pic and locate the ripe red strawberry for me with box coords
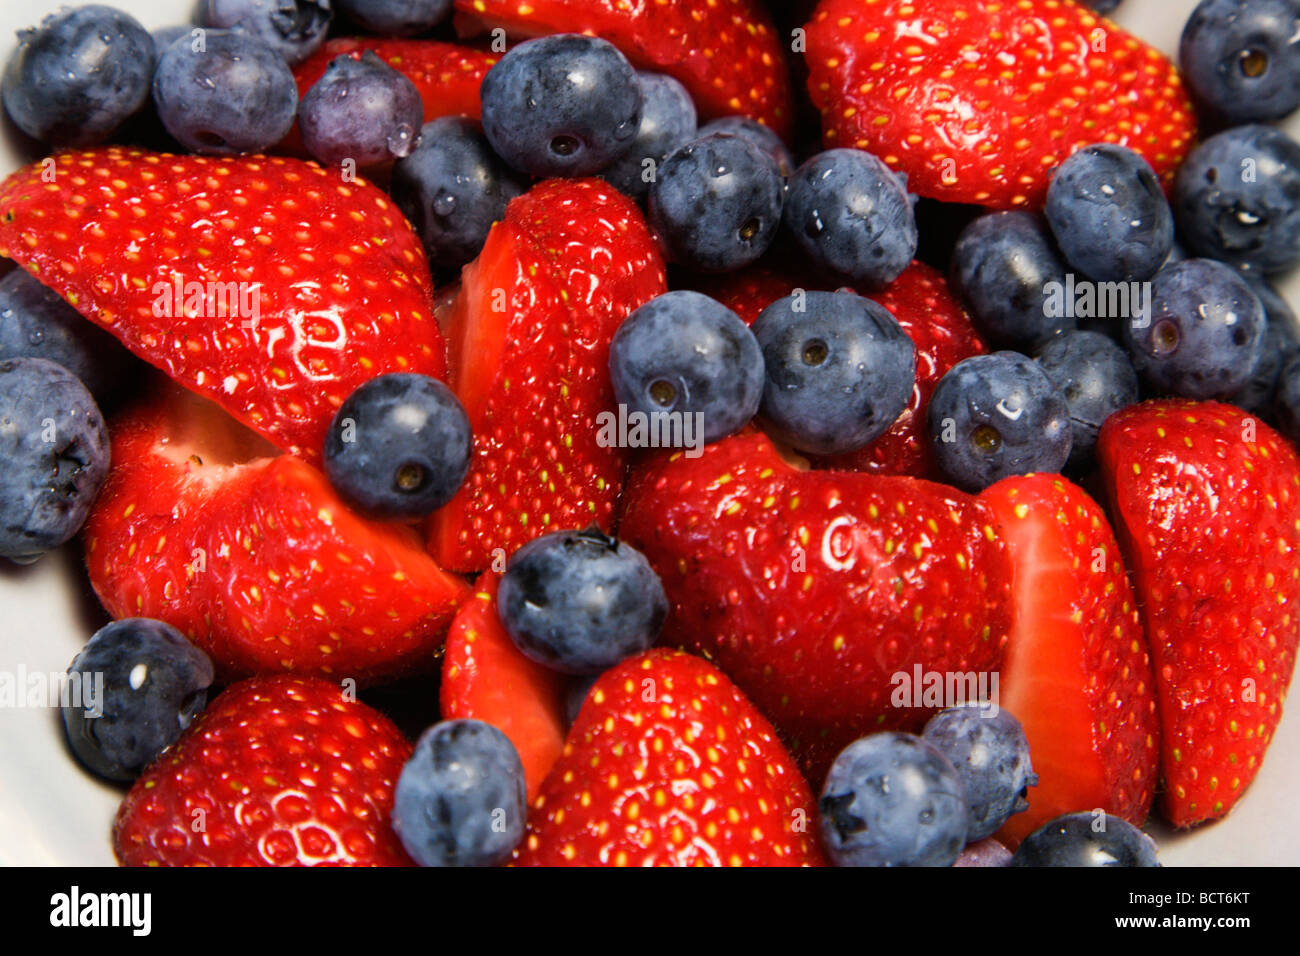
[804,0,1197,209]
[427,178,665,572]
[453,0,794,138]
[84,382,470,683]
[1099,401,1300,827]
[441,572,567,800]
[619,429,1012,780]
[978,474,1159,847]
[513,649,825,866]
[690,263,807,326]
[114,675,413,866]
[0,147,445,462]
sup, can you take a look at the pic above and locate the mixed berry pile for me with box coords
[1,0,1298,867]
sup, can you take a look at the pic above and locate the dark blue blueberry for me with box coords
[1274,352,1300,442]
[0,270,134,405]
[153,30,298,155]
[479,34,642,178]
[62,618,214,782]
[1009,812,1160,867]
[1174,124,1300,275]
[0,357,109,564]
[497,527,667,675]
[927,352,1073,492]
[1231,280,1300,415]
[784,149,918,288]
[392,719,527,867]
[648,133,785,272]
[922,706,1037,842]
[609,290,764,444]
[950,212,1074,348]
[819,732,968,867]
[1179,0,1300,124]
[601,72,697,201]
[1045,144,1174,282]
[338,0,452,38]
[697,115,794,178]
[202,0,333,65]
[323,373,472,520]
[1,5,154,146]
[751,290,915,455]
[1035,330,1141,468]
[391,117,529,269]
[564,673,600,728]
[298,51,424,166]
[1123,259,1265,399]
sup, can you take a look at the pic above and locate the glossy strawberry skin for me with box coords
[805,0,1196,209]
[1099,401,1300,827]
[114,675,414,867]
[0,147,445,462]
[513,649,825,866]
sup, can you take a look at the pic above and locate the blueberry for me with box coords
[608,290,764,445]
[1174,124,1300,275]
[648,133,785,272]
[480,34,642,178]
[497,527,667,675]
[1179,0,1300,124]
[601,73,697,201]
[1,5,154,146]
[0,270,135,405]
[1274,352,1300,442]
[922,706,1038,842]
[392,719,527,867]
[1035,330,1140,468]
[0,358,109,564]
[697,115,794,178]
[323,373,472,520]
[153,30,298,155]
[1009,812,1160,867]
[62,619,214,782]
[338,0,453,38]
[1123,259,1266,399]
[298,51,424,166]
[1231,280,1300,415]
[202,0,333,66]
[928,352,1073,492]
[1045,145,1174,282]
[391,117,529,269]
[819,732,968,867]
[950,212,1074,348]
[1081,0,1123,10]
[752,291,915,455]
[954,838,1013,867]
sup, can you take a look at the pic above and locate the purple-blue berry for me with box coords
[298,51,424,166]
[601,72,697,201]
[202,0,333,66]
[1179,0,1300,124]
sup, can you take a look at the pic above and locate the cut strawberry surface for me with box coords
[0,147,445,462]
[428,178,666,572]
[805,0,1197,209]
[978,474,1158,847]
[1099,401,1300,827]
[441,572,567,801]
[84,382,470,683]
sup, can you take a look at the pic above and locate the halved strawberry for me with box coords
[0,147,445,462]
[427,178,665,572]
[440,572,567,800]
[978,473,1159,847]
[513,649,825,866]
[453,0,794,138]
[84,382,470,683]
[1099,401,1300,827]
[805,0,1197,209]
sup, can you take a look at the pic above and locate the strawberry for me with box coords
[452,0,794,138]
[114,675,413,866]
[690,263,808,326]
[804,0,1197,209]
[0,147,445,462]
[619,429,1012,780]
[84,382,470,683]
[440,571,567,800]
[513,648,825,866]
[977,473,1159,847]
[427,178,665,572]
[1099,401,1300,827]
